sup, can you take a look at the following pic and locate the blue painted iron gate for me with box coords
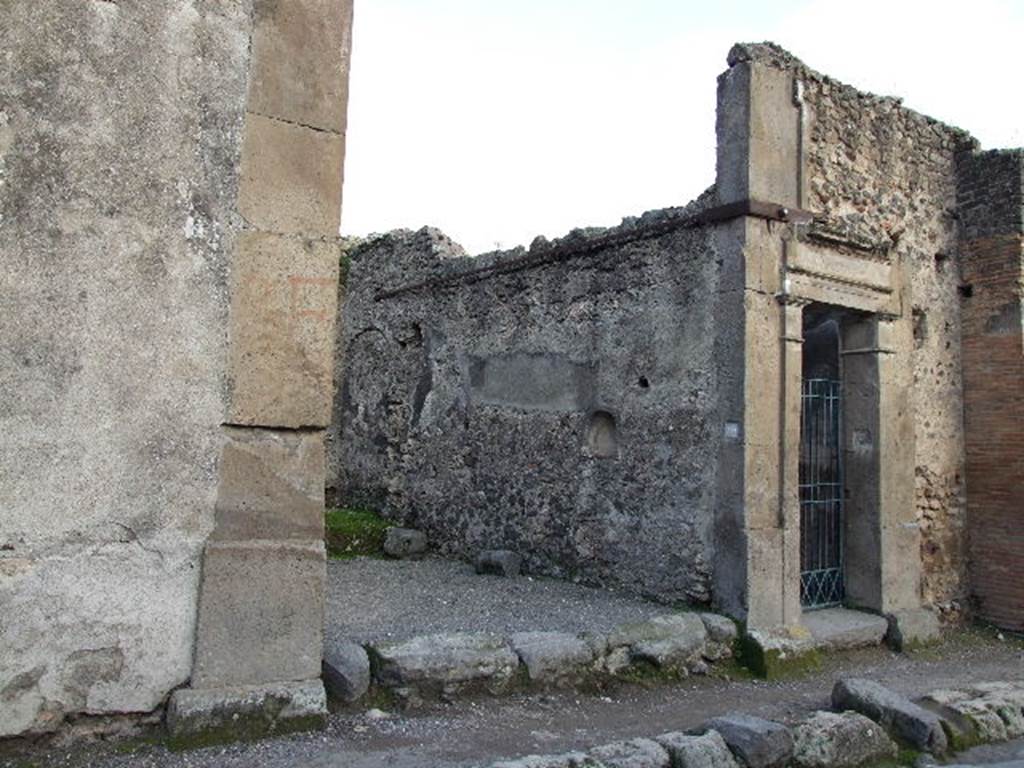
[799,378,844,608]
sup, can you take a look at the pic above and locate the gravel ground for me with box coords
[325,556,670,645]
[5,627,1022,768]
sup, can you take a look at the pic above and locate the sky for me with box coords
[341,0,1024,255]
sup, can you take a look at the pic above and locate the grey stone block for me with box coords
[831,678,947,754]
[589,737,670,768]
[702,714,794,768]
[655,731,739,768]
[510,631,595,682]
[700,613,739,644]
[384,527,428,558]
[490,753,599,768]
[792,711,897,768]
[370,632,519,689]
[322,640,370,703]
[802,608,888,651]
[166,681,326,744]
[191,540,325,689]
[618,614,708,670]
[475,549,523,577]
[884,609,941,650]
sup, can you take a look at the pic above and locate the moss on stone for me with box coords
[325,507,389,559]
[735,634,822,679]
[166,711,325,752]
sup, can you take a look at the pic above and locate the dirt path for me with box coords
[5,629,1023,768]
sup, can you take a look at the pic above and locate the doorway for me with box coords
[799,315,844,608]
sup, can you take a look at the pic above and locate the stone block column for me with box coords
[168,0,354,741]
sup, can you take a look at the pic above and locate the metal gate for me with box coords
[799,378,844,608]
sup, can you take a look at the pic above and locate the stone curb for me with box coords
[324,612,739,706]
[479,679,1024,768]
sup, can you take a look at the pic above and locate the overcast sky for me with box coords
[341,0,1024,254]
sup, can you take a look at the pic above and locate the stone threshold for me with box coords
[483,678,1024,768]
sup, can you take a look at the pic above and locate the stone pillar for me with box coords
[168,0,354,741]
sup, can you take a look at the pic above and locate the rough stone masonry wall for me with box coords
[956,149,1024,631]
[0,2,250,735]
[733,44,977,616]
[332,202,724,604]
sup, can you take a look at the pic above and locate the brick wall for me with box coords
[957,149,1024,631]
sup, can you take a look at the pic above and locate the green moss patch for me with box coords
[325,507,389,559]
[735,634,822,679]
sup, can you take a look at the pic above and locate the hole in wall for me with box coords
[586,410,618,459]
[912,308,928,348]
[638,376,650,389]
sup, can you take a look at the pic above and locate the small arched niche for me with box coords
[586,410,619,459]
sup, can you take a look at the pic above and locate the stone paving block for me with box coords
[700,613,739,644]
[802,608,888,651]
[323,639,370,703]
[490,752,600,768]
[476,549,523,577]
[212,426,324,541]
[589,737,670,768]
[655,730,739,768]
[370,632,519,689]
[792,710,897,768]
[227,231,339,428]
[702,713,793,768]
[608,614,708,666]
[238,113,345,236]
[384,527,427,558]
[247,0,353,133]
[191,540,325,689]
[832,678,947,754]
[166,680,326,746]
[884,609,941,650]
[510,632,595,682]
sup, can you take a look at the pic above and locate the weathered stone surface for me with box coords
[166,681,326,744]
[832,678,947,754]
[0,0,252,735]
[191,541,325,689]
[589,737,670,768]
[238,113,345,236]
[322,640,370,703]
[247,0,353,133]
[370,633,519,689]
[226,232,340,429]
[490,753,600,768]
[885,609,942,650]
[700,614,739,645]
[384,527,428,558]
[655,730,739,768]
[476,549,523,577]
[702,714,793,768]
[510,632,595,682]
[739,628,819,678]
[211,427,325,541]
[921,687,1024,743]
[608,613,708,668]
[802,609,888,651]
[792,710,897,768]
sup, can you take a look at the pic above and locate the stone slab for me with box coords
[476,549,523,577]
[384,527,428,558]
[238,112,345,236]
[247,0,353,133]
[227,231,339,428]
[885,609,942,650]
[166,680,326,747]
[589,737,670,768]
[370,632,519,689]
[802,608,888,651]
[702,713,794,768]
[608,614,707,652]
[323,639,370,703]
[831,678,947,754]
[511,631,595,682]
[211,426,324,541]
[490,753,598,768]
[191,540,325,689]
[792,710,897,768]
[655,730,739,768]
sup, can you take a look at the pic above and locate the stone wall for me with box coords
[727,44,977,616]
[331,199,727,603]
[0,2,250,736]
